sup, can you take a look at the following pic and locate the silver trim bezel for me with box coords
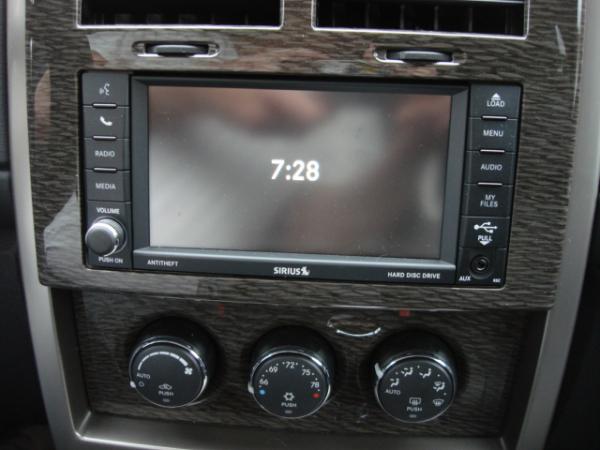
[374,354,456,424]
[248,349,333,420]
[128,338,210,409]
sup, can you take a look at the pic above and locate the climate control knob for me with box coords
[373,332,456,423]
[84,217,125,256]
[248,327,334,419]
[129,319,216,408]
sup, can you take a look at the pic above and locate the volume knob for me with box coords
[85,218,125,256]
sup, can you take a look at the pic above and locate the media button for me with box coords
[84,138,129,170]
[465,151,516,184]
[462,184,512,216]
[460,216,509,249]
[86,170,130,202]
[468,118,518,152]
[469,85,521,118]
[83,106,129,139]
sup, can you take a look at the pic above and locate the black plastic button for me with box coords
[86,170,130,201]
[83,106,129,139]
[465,151,516,184]
[468,119,518,152]
[456,248,507,286]
[463,184,512,216]
[84,138,129,170]
[82,72,129,106]
[460,216,509,248]
[469,85,521,118]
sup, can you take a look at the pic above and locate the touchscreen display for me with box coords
[148,84,452,259]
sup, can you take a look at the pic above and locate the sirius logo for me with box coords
[273,266,311,277]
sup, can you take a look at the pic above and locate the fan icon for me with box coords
[283,392,295,402]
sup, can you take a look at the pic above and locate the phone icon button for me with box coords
[99,116,114,127]
[83,105,129,139]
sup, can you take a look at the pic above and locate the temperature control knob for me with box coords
[129,319,216,408]
[248,327,334,419]
[85,218,125,256]
[373,332,456,423]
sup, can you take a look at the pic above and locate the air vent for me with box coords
[316,0,525,36]
[80,0,281,27]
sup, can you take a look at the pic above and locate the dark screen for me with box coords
[148,85,452,259]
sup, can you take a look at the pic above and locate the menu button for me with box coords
[468,118,518,152]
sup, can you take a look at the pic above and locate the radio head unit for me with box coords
[81,74,520,285]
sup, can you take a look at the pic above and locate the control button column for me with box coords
[457,84,521,286]
[81,71,131,269]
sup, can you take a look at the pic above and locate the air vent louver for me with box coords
[316,0,525,36]
[81,0,281,27]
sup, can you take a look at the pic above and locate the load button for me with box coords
[469,85,521,118]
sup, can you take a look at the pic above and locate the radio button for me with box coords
[460,216,509,249]
[463,184,512,216]
[456,247,507,286]
[84,138,129,170]
[83,106,129,139]
[82,72,129,106]
[86,170,130,202]
[469,85,521,119]
[468,118,518,152]
[465,151,516,185]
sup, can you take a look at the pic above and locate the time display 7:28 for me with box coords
[271,159,320,182]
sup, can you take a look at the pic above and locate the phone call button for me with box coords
[83,106,129,139]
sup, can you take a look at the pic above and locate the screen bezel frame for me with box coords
[131,76,468,284]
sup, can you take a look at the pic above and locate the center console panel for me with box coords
[21,0,584,447]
